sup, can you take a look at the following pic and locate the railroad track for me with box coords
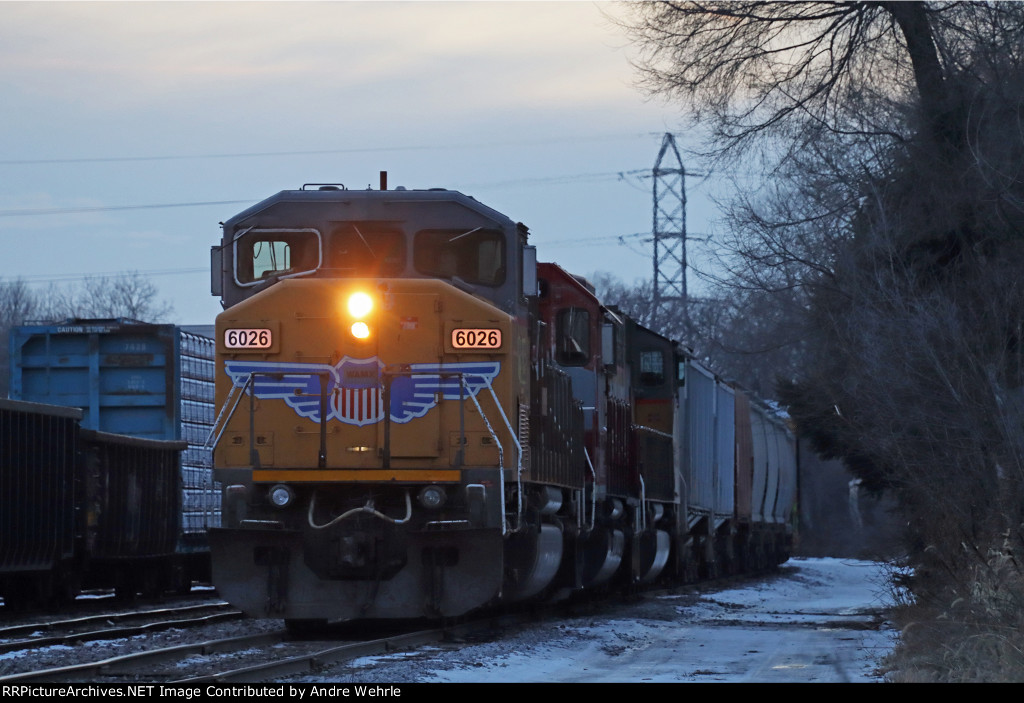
[0,603,244,656]
[0,587,221,620]
[0,585,694,683]
[0,614,519,683]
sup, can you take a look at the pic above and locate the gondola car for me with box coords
[0,398,184,606]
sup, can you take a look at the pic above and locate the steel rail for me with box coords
[0,630,286,683]
[0,608,244,655]
[0,602,234,640]
[175,627,451,683]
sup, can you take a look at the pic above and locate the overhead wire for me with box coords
[0,132,739,283]
[0,170,653,218]
[0,200,254,218]
[0,132,657,167]
[5,268,209,285]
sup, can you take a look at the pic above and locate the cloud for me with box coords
[0,2,636,116]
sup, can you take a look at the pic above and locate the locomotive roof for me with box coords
[538,261,602,305]
[222,186,520,232]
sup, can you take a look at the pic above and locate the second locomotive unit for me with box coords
[207,176,796,626]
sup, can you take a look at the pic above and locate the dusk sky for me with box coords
[1,1,732,324]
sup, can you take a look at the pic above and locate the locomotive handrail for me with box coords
[377,368,523,535]
[466,388,509,534]
[316,372,329,469]
[480,382,524,532]
[638,474,647,532]
[584,448,596,533]
[633,424,674,441]
[204,372,254,452]
[380,369,470,470]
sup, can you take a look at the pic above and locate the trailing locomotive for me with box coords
[207,177,797,626]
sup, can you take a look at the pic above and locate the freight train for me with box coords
[207,177,797,627]
[0,398,185,606]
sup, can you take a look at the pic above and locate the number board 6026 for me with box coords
[451,328,502,350]
[224,328,273,349]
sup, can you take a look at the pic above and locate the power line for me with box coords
[0,133,656,167]
[0,170,652,218]
[0,200,253,218]
[541,232,647,247]
[459,169,648,189]
[6,268,209,285]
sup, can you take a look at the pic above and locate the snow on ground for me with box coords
[305,557,897,683]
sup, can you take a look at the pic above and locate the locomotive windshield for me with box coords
[329,223,405,276]
[413,228,505,286]
[235,228,320,285]
[557,308,590,366]
[233,224,507,286]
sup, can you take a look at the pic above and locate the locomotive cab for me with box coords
[211,184,531,315]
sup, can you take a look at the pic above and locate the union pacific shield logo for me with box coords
[223,357,500,427]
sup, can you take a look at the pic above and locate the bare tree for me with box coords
[589,272,657,326]
[622,3,1024,155]
[0,280,39,397]
[77,271,175,321]
[622,4,1024,678]
[31,271,175,323]
[0,272,174,397]
[0,279,38,330]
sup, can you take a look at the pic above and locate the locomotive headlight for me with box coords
[351,321,371,339]
[268,483,294,509]
[347,291,373,318]
[346,291,374,340]
[417,485,447,510]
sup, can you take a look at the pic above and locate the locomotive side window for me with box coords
[330,224,405,276]
[254,241,291,279]
[640,349,665,386]
[413,228,505,286]
[235,228,320,285]
[557,308,590,366]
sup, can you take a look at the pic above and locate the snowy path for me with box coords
[297,558,898,683]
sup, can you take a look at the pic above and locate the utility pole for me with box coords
[651,133,687,333]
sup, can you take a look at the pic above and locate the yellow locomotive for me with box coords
[207,181,569,624]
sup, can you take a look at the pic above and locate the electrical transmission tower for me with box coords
[651,133,687,332]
